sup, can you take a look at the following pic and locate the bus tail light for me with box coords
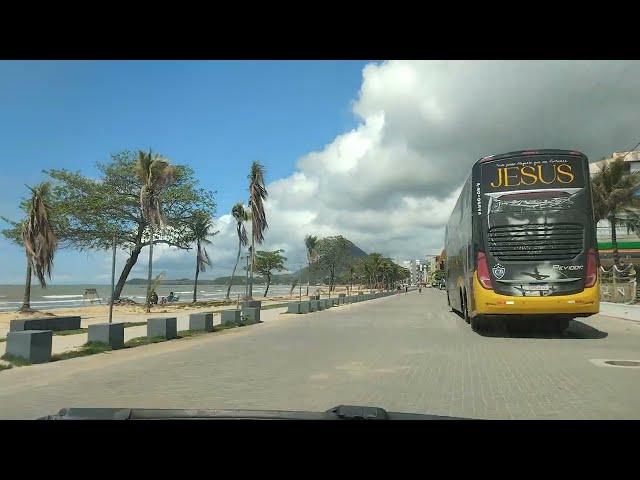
[477,251,493,289]
[585,248,597,288]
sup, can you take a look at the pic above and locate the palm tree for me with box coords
[135,149,176,313]
[20,183,58,313]
[592,156,640,266]
[346,262,356,293]
[304,234,318,295]
[189,211,214,303]
[226,203,249,299]
[247,161,268,299]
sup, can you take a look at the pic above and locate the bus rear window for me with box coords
[481,155,585,192]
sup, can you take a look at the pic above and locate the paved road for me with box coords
[1,289,639,419]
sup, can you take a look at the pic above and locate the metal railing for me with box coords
[599,264,637,304]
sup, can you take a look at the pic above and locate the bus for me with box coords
[444,149,600,333]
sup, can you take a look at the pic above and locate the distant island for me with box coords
[126,238,369,287]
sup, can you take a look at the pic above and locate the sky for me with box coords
[1,60,640,284]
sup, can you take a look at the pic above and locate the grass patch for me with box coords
[0,363,13,372]
[53,328,87,336]
[1,353,32,367]
[0,337,5,343]
[177,329,210,338]
[124,336,167,348]
[51,341,113,361]
[216,323,239,330]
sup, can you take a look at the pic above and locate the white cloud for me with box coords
[193,60,640,274]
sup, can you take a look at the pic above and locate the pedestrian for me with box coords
[419,285,422,294]
[405,285,408,294]
[151,290,158,305]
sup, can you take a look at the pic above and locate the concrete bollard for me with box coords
[5,330,52,364]
[299,301,311,313]
[147,317,177,339]
[88,323,125,349]
[221,310,242,326]
[242,307,261,324]
[10,316,81,332]
[243,300,262,309]
[189,312,214,332]
[287,302,302,314]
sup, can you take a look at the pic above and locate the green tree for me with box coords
[227,203,249,299]
[30,151,215,302]
[316,235,352,292]
[247,161,268,299]
[592,156,640,266]
[3,183,59,312]
[187,210,216,303]
[253,249,287,297]
[304,234,319,295]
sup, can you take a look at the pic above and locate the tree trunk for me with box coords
[145,226,154,313]
[20,259,32,312]
[227,239,242,299]
[193,242,200,303]
[306,260,311,296]
[264,274,270,297]
[611,215,620,266]
[113,245,143,301]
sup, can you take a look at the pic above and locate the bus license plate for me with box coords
[523,284,549,295]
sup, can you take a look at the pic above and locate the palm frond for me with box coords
[22,182,58,287]
[248,161,268,244]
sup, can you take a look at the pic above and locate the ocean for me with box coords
[0,283,301,312]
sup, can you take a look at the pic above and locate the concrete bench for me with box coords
[299,301,311,314]
[243,300,262,309]
[287,302,302,314]
[242,307,261,324]
[221,310,242,326]
[88,323,125,349]
[5,330,52,364]
[147,317,177,339]
[10,316,81,332]
[189,312,214,332]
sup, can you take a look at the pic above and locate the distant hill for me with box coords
[127,238,369,287]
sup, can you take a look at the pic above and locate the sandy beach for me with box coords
[0,285,361,337]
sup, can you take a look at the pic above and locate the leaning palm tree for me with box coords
[592,156,640,266]
[304,234,318,295]
[189,211,215,303]
[226,203,249,299]
[20,183,58,313]
[247,161,268,299]
[135,149,177,312]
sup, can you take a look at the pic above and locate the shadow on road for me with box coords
[476,320,608,340]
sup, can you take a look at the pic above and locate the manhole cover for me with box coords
[604,360,640,367]
[590,359,640,368]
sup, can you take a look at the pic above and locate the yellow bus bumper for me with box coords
[472,273,600,316]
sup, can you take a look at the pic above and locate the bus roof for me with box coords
[477,149,586,164]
